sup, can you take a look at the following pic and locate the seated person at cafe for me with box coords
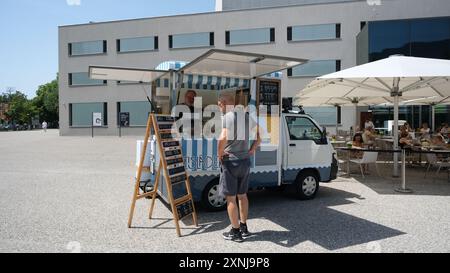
[420,122,431,139]
[431,134,447,148]
[352,133,369,173]
[362,126,376,145]
[364,118,375,130]
[404,122,413,133]
[352,133,364,158]
[399,126,413,148]
[440,123,449,135]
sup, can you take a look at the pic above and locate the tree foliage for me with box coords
[32,78,59,125]
[1,76,59,126]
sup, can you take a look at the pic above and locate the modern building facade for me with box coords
[58,0,450,136]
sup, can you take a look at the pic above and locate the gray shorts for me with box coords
[219,159,251,197]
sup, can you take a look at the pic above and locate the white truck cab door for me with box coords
[284,115,331,168]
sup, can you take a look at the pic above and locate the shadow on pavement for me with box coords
[185,186,405,250]
[346,163,450,196]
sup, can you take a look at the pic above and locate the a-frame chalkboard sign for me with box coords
[128,114,198,237]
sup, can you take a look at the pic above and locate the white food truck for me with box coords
[89,49,338,211]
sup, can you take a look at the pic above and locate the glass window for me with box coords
[286,116,322,141]
[288,60,340,77]
[118,101,151,126]
[367,17,450,62]
[117,36,158,52]
[70,102,107,127]
[304,107,340,125]
[369,20,410,62]
[69,40,106,56]
[69,73,106,86]
[227,28,274,45]
[289,24,340,42]
[410,18,450,59]
[169,32,213,49]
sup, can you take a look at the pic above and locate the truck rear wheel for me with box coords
[294,170,319,200]
[201,179,227,212]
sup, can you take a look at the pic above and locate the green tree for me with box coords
[4,91,37,124]
[33,77,59,126]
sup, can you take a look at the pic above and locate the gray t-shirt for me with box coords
[222,109,256,161]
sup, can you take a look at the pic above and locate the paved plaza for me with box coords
[1,130,449,253]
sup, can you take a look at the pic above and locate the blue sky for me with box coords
[0,0,215,98]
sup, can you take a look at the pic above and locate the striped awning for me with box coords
[155,74,250,90]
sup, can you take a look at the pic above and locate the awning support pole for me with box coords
[335,105,339,137]
[395,148,413,193]
[432,103,436,133]
[393,78,400,178]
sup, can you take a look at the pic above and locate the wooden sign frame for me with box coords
[128,114,198,237]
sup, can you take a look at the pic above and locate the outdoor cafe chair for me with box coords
[424,153,450,181]
[349,152,380,179]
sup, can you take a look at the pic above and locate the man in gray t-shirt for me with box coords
[218,93,261,242]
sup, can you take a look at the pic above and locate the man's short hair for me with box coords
[185,90,197,97]
[218,92,235,106]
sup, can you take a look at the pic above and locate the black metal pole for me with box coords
[92,113,94,138]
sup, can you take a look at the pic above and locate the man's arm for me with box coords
[249,126,262,156]
[218,128,228,163]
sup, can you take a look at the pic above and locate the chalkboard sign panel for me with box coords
[160,133,175,140]
[165,149,182,157]
[170,174,186,185]
[119,112,130,127]
[258,79,281,114]
[159,124,174,130]
[157,116,175,123]
[169,166,186,176]
[176,200,194,220]
[163,141,180,148]
[166,157,184,166]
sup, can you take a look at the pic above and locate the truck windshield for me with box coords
[286,116,322,141]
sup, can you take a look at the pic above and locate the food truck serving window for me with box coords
[286,116,322,141]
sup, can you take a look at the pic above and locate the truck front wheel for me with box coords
[294,170,319,200]
[201,179,227,212]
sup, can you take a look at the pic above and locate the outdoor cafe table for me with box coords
[335,147,402,178]
[335,147,450,193]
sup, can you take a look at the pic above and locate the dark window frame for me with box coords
[287,60,341,78]
[68,73,107,87]
[288,23,341,42]
[116,36,159,53]
[168,32,214,49]
[226,27,275,46]
[68,40,107,56]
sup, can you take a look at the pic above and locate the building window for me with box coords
[169,32,214,49]
[365,17,450,63]
[117,36,158,53]
[226,28,275,46]
[287,24,341,42]
[69,102,108,127]
[69,40,107,56]
[288,60,341,77]
[117,101,151,127]
[69,72,107,86]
